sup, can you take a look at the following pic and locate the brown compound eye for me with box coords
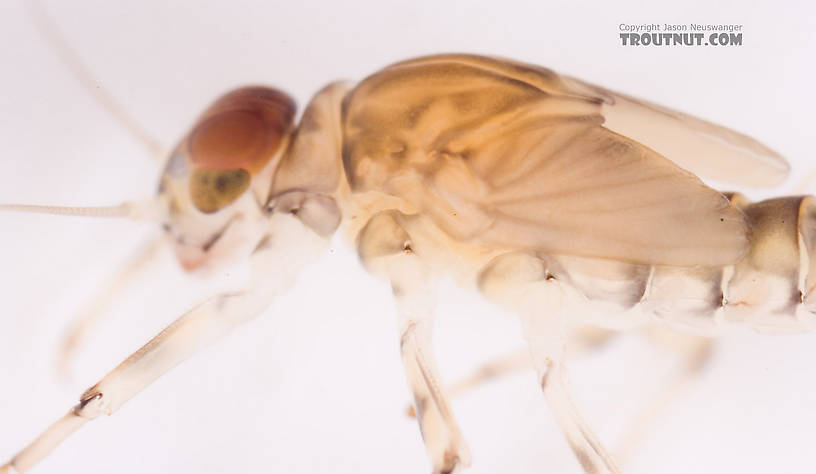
[185,87,296,213]
[189,110,271,173]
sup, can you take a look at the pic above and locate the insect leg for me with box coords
[404,326,615,418]
[403,349,530,418]
[2,290,269,473]
[1,212,328,473]
[478,252,621,474]
[613,328,714,464]
[357,211,470,474]
[56,234,166,381]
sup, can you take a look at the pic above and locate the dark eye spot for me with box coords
[215,174,230,192]
[189,168,251,213]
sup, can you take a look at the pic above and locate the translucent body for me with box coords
[1,53,812,474]
[288,54,812,334]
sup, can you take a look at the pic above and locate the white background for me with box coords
[0,1,815,473]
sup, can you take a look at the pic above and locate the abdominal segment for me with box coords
[550,194,816,334]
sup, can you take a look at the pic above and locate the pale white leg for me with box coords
[404,349,530,418]
[613,328,714,464]
[358,211,470,474]
[405,326,615,418]
[569,326,618,355]
[479,252,621,474]
[57,235,165,380]
[1,211,328,473]
[521,297,621,474]
[399,313,471,474]
[3,289,265,473]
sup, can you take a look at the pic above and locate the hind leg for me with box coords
[404,326,616,418]
[614,327,714,464]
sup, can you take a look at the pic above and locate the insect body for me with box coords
[0,53,808,474]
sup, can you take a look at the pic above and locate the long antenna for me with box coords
[26,0,165,159]
[0,203,130,217]
[0,198,166,221]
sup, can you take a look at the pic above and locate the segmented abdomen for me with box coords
[554,194,816,334]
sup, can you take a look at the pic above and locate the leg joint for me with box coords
[356,211,411,265]
[73,390,107,419]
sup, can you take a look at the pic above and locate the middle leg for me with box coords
[479,252,622,474]
[404,326,616,418]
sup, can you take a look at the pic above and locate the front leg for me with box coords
[3,290,263,474]
[1,211,330,474]
[357,211,471,474]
